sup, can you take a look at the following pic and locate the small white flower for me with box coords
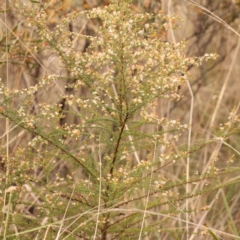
[108,49,114,55]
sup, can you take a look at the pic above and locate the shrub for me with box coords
[1,0,240,239]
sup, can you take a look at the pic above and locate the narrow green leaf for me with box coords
[208,230,219,240]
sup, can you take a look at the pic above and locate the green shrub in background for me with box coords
[1,0,240,239]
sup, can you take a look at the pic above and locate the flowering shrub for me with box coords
[1,0,240,239]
